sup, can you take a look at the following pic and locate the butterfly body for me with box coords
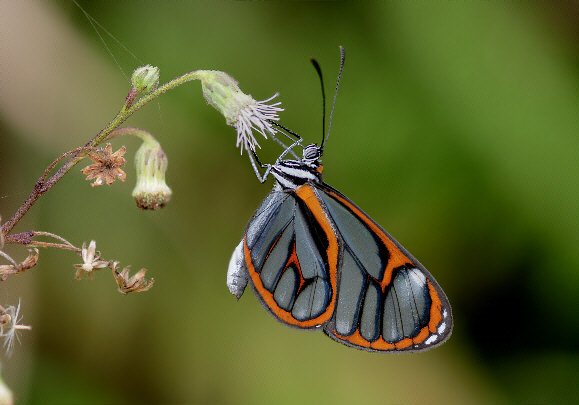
[228,145,452,352]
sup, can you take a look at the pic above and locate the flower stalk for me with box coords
[0,63,285,362]
[1,67,281,235]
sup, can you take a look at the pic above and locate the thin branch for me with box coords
[107,127,155,143]
[28,241,79,252]
[0,70,205,235]
[0,251,18,267]
[31,231,76,247]
[40,146,94,183]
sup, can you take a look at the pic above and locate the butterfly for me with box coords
[227,48,452,352]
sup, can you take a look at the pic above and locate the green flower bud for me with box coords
[132,139,171,210]
[131,65,160,94]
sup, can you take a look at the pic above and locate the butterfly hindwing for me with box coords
[315,184,452,352]
[243,186,339,328]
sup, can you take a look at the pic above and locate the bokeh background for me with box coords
[1,1,578,404]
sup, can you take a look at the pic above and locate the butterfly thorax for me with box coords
[270,159,322,190]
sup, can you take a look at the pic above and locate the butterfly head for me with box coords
[302,144,322,164]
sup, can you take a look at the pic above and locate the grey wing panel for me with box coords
[245,188,333,324]
[318,188,388,280]
[246,190,296,271]
[382,267,431,342]
[317,185,388,336]
[333,249,366,336]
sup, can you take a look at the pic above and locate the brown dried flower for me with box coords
[0,248,39,280]
[81,143,127,187]
[111,262,154,294]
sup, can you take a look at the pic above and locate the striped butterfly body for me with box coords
[228,144,452,352]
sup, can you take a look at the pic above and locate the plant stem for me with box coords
[28,241,79,252]
[0,70,205,235]
[107,127,157,143]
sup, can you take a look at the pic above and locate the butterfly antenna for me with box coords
[323,46,346,153]
[310,58,326,148]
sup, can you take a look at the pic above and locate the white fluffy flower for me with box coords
[0,301,31,355]
[199,71,283,154]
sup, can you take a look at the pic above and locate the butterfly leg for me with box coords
[275,139,303,163]
[269,133,300,159]
[248,150,273,184]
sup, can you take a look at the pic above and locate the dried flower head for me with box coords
[81,144,127,187]
[198,71,283,154]
[132,139,172,210]
[111,262,154,294]
[0,248,39,280]
[73,241,108,279]
[131,65,160,94]
[0,301,31,355]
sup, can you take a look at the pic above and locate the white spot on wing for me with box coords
[443,309,448,318]
[425,334,438,345]
[437,322,446,334]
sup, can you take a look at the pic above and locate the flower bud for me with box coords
[131,65,160,94]
[132,139,172,210]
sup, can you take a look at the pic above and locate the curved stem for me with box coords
[31,231,76,248]
[40,146,94,183]
[107,127,157,144]
[0,70,205,235]
[0,251,18,267]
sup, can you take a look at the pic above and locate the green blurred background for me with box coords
[1,1,578,404]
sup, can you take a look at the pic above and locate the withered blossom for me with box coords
[73,241,108,279]
[111,262,154,294]
[0,248,39,280]
[81,143,127,187]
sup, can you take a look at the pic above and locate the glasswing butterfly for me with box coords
[227,48,452,352]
